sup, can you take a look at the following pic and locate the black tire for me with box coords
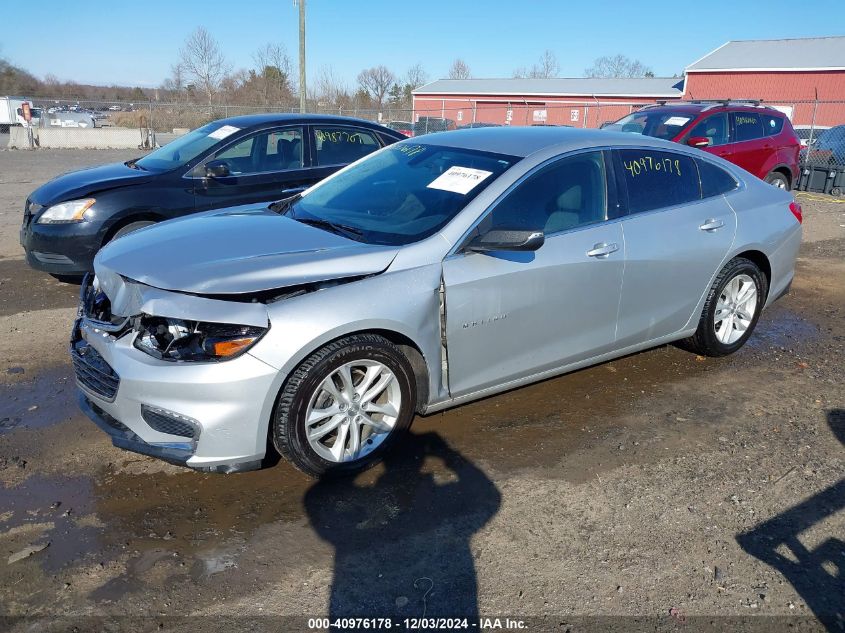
[681,257,768,357]
[272,334,417,477]
[109,220,156,242]
[49,273,84,284]
[765,171,789,190]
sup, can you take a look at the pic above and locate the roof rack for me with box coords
[691,99,762,106]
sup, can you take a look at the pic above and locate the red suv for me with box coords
[605,101,800,189]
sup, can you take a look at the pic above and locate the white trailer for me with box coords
[0,96,41,132]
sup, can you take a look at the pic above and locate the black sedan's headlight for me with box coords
[133,315,267,362]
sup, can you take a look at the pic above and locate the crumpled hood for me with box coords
[94,208,400,295]
[29,161,153,205]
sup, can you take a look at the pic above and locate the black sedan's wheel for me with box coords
[765,171,789,190]
[110,220,156,242]
[682,257,768,357]
[273,334,416,477]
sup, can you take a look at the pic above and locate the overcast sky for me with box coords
[3,0,842,88]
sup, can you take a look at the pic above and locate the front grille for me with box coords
[141,406,197,439]
[71,339,120,401]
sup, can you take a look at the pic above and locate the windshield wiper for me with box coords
[125,159,147,171]
[268,193,302,215]
[295,217,364,240]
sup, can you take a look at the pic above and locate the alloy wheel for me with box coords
[304,360,402,463]
[713,274,758,345]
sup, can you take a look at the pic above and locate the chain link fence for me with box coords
[5,97,845,188]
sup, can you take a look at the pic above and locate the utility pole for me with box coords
[298,0,306,113]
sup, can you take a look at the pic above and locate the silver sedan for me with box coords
[72,127,802,476]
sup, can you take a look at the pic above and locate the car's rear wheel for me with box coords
[682,257,768,357]
[765,171,789,189]
[272,334,416,477]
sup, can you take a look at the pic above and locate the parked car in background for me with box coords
[21,114,404,277]
[604,101,800,189]
[413,116,456,136]
[794,124,830,148]
[458,122,502,129]
[384,121,414,137]
[801,125,845,166]
[73,127,801,476]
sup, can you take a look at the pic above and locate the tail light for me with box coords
[788,201,803,224]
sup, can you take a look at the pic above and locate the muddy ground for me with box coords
[0,150,843,632]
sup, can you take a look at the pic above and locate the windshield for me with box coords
[288,143,519,246]
[135,121,239,172]
[604,109,697,140]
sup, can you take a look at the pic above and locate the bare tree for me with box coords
[531,50,559,78]
[357,65,396,108]
[315,65,349,108]
[584,54,652,78]
[179,27,229,104]
[405,63,428,89]
[513,50,560,79]
[161,63,186,101]
[448,59,471,80]
[253,43,293,104]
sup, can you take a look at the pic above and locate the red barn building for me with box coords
[412,36,845,130]
[411,77,684,129]
[684,36,845,126]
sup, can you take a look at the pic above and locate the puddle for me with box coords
[748,305,820,350]
[0,258,79,318]
[0,474,100,572]
[0,366,78,434]
[88,547,177,602]
[191,545,241,579]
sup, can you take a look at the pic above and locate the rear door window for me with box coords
[697,158,739,197]
[314,127,381,166]
[732,112,765,142]
[616,149,700,214]
[761,114,784,136]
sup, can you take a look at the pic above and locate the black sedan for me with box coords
[21,114,405,276]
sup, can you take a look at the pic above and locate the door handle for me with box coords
[586,242,619,258]
[699,218,725,232]
[280,186,307,196]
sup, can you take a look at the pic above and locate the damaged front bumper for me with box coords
[71,275,281,472]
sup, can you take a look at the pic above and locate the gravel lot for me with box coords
[0,149,843,632]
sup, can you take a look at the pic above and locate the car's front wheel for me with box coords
[682,257,768,357]
[111,220,156,242]
[272,334,416,477]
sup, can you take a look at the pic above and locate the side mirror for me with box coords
[467,229,545,253]
[686,136,710,148]
[205,159,230,179]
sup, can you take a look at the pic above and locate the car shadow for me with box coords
[303,431,501,626]
[736,409,844,632]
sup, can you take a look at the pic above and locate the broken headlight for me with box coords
[133,316,267,362]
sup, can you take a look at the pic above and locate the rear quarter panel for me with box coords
[723,180,801,306]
